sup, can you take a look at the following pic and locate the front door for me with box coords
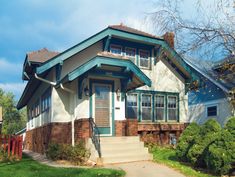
[92,83,112,136]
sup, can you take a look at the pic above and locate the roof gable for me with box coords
[27,48,59,63]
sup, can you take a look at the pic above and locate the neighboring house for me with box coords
[17,24,201,163]
[187,56,235,126]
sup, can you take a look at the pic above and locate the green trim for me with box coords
[36,28,110,74]
[64,56,151,87]
[138,93,141,122]
[152,95,155,122]
[127,90,180,123]
[35,26,201,88]
[97,127,110,134]
[89,79,115,136]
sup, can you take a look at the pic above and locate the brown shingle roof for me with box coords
[109,23,162,39]
[27,48,59,63]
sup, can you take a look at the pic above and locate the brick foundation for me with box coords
[24,118,92,154]
[74,118,91,143]
[25,118,189,154]
[138,123,188,145]
[25,122,71,154]
[115,119,138,136]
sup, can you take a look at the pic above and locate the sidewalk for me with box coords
[23,150,89,168]
[24,150,185,177]
[105,161,185,177]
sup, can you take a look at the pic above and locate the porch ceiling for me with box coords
[61,56,151,90]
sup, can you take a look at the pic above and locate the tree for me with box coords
[148,0,235,111]
[148,0,235,60]
[0,88,26,134]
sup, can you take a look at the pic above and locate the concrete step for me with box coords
[101,147,149,156]
[87,136,153,164]
[101,145,148,152]
[102,153,153,164]
[100,136,140,143]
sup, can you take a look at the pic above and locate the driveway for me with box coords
[105,161,185,177]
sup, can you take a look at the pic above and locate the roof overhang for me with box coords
[61,56,151,91]
[36,27,166,75]
[35,27,202,87]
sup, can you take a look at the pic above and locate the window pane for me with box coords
[142,95,151,120]
[168,96,177,121]
[207,106,217,116]
[126,94,138,119]
[110,45,122,55]
[155,95,165,121]
[139,50,150,68]
[126,48,136,63]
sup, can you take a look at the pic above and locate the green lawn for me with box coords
[150,146,217,177]
[0,155,125,177]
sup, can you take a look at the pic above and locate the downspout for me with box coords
[34,73,56,85]
[60,83,75,147]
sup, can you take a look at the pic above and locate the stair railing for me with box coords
[89,117,101,158]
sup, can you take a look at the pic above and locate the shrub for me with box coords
[187,119,221,167]
[176,122,200,162]
[0,147,17,163]
[225,117,235,139]
[205,130,235,175]
[0,148,8,162]
[46,141,90,165]
[46,143,61,161]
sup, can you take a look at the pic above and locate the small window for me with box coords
[207,106,217,117]
[155,95,165,121]
[126,94,138,119]
[139,50,150,68]
[141,94,152,121]
[125,47,136,63]
[110,45,122,55]
[167,96,178,121]
[35,100,40,117]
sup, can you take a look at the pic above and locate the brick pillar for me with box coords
[126,119,138,136]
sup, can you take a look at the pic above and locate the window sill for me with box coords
[139,66,151,70]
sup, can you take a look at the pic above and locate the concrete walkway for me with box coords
[105,161,185,177]
[24,150,185,177]
[23,150,89,168]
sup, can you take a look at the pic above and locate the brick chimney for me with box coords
[163,32,175,48]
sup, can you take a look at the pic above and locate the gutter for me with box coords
[34,73,56,86]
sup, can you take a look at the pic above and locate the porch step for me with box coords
[87,136,153,164]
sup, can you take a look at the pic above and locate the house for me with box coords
[187,56,235,126]
[17,24,202,163]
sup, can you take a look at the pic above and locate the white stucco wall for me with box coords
[138,57,188,122]
[61,41,103,78]
[74,76,126,121]
[26,69,55,130]
[189,98,233,126]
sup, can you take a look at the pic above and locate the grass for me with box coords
[150,146,217,177]
[0,155,125,177]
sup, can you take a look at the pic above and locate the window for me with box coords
[155,95,165,121]
[41,88,51,124]
[30,107,34,127]
[139,50,150,68]
[207,106,217,117]
[41,90,51,112]
[110,45,122,55]
[141,94,152,121]
[35,100,40,117]
[126,94,138,119]
[125,47,136,63]
[167,96,178,121]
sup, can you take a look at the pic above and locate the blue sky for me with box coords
[1,0,221,100]
[0,0,157,100]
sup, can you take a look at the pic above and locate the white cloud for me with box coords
[0,82,26,99]
[0,58,22,73]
